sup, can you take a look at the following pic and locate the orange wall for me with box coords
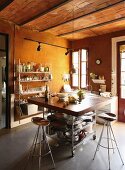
[14,26,70,93]
[73,30,125,92]
[0,20,70,94]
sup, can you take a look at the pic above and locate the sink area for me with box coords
[85,91,100,99]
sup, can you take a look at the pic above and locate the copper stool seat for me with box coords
[25,117,55,170]
[32,117,50,126]
[93,113,124,170]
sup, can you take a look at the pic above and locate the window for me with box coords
[120,50,125,98]
[71,49,88,88]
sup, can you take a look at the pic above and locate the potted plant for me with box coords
[77,89,85,103]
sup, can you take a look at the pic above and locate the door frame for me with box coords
[0,33,9,128]
[117,41,125,122]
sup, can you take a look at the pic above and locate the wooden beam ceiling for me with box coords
[20,0,73,26]
[0,0,14,12]
[39,0,125,32]
[0,0,125,40]
[58,16,125,36]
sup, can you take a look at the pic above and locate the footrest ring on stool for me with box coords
[98,137,116,149]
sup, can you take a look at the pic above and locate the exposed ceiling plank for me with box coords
[40,0,125,32]
[20,0,73,26]
[0,0,14,12]
[58,16,125,36]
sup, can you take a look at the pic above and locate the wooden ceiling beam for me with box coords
[58,16,125,36]
[20,0,73,26]
[0,0,14,12]
[40,0,125,32]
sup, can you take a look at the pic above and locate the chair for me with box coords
[93,113,124,170]
[26,117,55,170]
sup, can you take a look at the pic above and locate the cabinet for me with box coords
[14,59,52,120]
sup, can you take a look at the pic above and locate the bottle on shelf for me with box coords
[19,63,22,72]
[45,85,49,102]
[27,62,31,72]
[39,64,44,72]
[22,63,26,72]
[44,64,49,72]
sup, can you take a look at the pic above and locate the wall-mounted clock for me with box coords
[96,59,101,65]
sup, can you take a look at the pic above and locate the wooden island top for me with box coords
[28,94,114,117]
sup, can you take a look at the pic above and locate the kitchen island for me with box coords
[28,94,117,156]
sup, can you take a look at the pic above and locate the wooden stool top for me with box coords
[31,117,50,126]
[98,113,116,122]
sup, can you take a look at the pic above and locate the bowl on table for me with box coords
[57,93,68,101]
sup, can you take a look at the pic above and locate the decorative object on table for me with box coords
[77,89,85,103]
[57,93,68,102]
[68,95,77,103]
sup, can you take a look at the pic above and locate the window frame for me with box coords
[71,49,88,89]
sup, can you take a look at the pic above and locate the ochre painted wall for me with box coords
[0,19,70,93]
[14,26,70,93]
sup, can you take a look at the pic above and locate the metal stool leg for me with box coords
[25,117,55,170]
[110,123,124,165]
[43,127,55,168]
[93,122,106,160]
[32,126,40,156]
[24,126,40,170]
[109,123,114,153]
[38,126,42,170]
[107,121,111,170]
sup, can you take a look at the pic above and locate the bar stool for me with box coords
[27,117,55,170]
[93,113,124,170]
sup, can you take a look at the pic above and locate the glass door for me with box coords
[117,41,125,122]
[0,34,8,129]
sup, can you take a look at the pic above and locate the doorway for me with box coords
[117,41,125,122]
[0,33,9,129]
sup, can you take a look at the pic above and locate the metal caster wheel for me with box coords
[93,135,96,140]
[72,150,75,157]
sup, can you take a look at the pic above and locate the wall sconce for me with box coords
[37,42,41,51]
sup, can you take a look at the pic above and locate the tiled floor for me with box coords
[0,122,125,170]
